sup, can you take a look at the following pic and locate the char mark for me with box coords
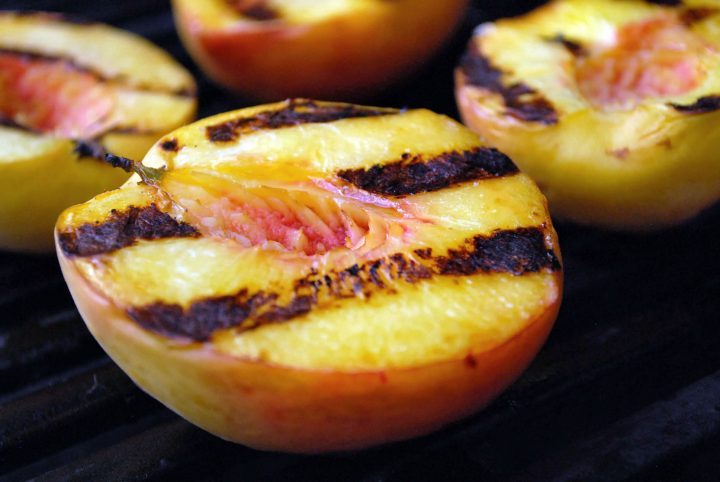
[58,204,199,257]
[206,99,396,142]
[459,42,558,125]
[4,10,97,25]
[436,227,561,276]
[227,0,279,20]
[160,138,180,152]
[669,95,720,114]
[0,48,194,97]
[0,114,37,133]
[680,7,718,25]
[128,227,560,341]
[646,0,682,5]
[548,34,586,57]
[337,147,519,196]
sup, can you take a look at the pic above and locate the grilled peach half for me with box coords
[56,100,562,452]
[0,12,196,252]
[172,0,468,100]
[455,0,720,230]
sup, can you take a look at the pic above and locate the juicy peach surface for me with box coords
[172,0,468,100]
[56,100,562,452]
[455,0,720,230]
[0,12,196,252]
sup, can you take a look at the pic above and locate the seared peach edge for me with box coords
[0,11,196,251]
[58,246,561,452]
[454,0,720,229]
[55,100,562,451]
[172,0,468,99]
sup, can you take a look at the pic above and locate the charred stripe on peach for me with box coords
[160,138,180,152]
[127,227,560,341]
[0,48,194,97]
[227,0,279,20]
[337,147,519,196]
[6,10,98,25]
[679,7,718,25]
[670,95,720,114]
[459,42,558,125]
[547,34,586,57]
[206,99,397,142]
[58,204,199,257]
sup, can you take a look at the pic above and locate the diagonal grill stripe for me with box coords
[57,204,199,257]
[459,42,558,125]
[205,99,398,142]
[0,47,195,97]
[337,147,519,196]
[127,226,561,341]
[669,95,720,114]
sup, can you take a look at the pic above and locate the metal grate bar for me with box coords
[0,309,103,395]
[0,362,162,473]
[516,368,720,481]
[0,0,719,480]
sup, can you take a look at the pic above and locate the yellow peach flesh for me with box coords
[57,101,562,451]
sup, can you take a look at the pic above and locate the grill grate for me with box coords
[1,1,720,481]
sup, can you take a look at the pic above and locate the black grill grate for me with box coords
[1,1,720,480]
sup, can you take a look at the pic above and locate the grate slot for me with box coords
[0,0,718,480]
[0,362,162,473]
[0,309,103,396]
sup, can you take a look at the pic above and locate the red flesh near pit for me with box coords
[162,172,419,258]
[576,14,710,109]
[0,53,113,138]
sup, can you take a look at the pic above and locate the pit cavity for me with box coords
[575,14,710,110]
[0,52,113,138]
[165,172,417,258]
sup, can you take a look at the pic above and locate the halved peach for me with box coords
[172,0,468,100]
[455,0,720,230]
[0,12,196,252]
[56,100,562,452]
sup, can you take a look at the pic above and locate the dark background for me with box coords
[1,1,720,481]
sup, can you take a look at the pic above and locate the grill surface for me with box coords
[2,1,720,481]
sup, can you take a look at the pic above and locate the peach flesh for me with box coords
[167,176,418,257]
[576,15,708,109]
[0,53,113,138]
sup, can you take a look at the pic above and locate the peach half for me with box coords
[455,0,720,230]
[172,0,468,100]
[56,100,562,452]
[0,11,196,252]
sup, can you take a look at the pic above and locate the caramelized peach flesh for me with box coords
[0,12,196,252]
[172,0,469,100]
[0,52,113,138]
[57,100,562,451]
[576,14,710,110]
[455,0,720,230]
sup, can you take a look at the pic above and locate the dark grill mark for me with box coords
[58,204,199,257]
[160,138,179,152]
[227,0,279,20]
[459,42,558,125]
[436,227,561,276]
[669,95,720,114]
[127,227,560,341]
[680,7,718,25]
[0,114,36,132]
[337,147,519,196]
[206,99,395,142]
[0,48,194,97]
[548,34,586,57]
[5,10,97,25]
[646,0,682,5]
